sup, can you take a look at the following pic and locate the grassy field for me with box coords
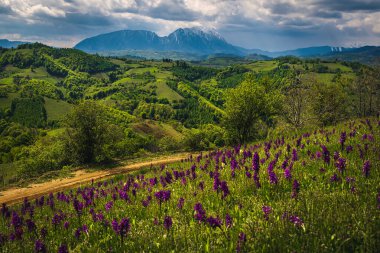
[245,61,278,72]
[44,98,74,121]
[0,163,19,187]
[131,120,183,141]
[0,92,19,109]
[0,118,378,252]
[155,81,183,101]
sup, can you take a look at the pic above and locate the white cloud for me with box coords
[0,0,380,50]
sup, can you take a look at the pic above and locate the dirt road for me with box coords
[0,152,193,205]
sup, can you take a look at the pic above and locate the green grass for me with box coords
[0,77,14,85]
[0,163,19,187]
[322,63,352,72]
[177,82,225,115]
[1,118,378,252]
[155,81,183,101]
[126,67,158,75]
[0,93,19,109]
[132,120,183,141]
[245,61,278,72]
[1,65,62,84]
[44,97,74,121]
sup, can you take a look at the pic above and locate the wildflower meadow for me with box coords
[0,118,379,252]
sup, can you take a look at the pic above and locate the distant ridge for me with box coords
[0,39,30,48]
[74,28,379,64]
[74,28,242,55]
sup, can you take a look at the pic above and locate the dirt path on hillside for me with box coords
[0,152,193,205]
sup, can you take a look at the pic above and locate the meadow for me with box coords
[0,117,379,252]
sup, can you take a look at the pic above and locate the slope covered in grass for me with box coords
[1,117,379,252]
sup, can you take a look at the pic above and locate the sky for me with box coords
[1,0,380,51]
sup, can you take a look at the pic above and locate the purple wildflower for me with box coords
[253,171,261,188]
[26,219,36,232]
[58,244,68,253]
[73,199,84,216]
[362,160,370,177]
[330,173,340,183]
[194,203,206,222]
[262,205,272,220]
[206,216,222,228]
[34,240,46,253]
[340,132,346,150]
[252,152,260,172]
[284,168,292,180]
[213,172,221,191]
[289,215,304,227]
[177,197,185,210]
[291,179,300,199]
[225,213,233,228]
[335,157,346,174]
[163,216,173,230]
[74,228,81,239]
[64,221,69,229]
[236,232,247,253]
[11,211,23,229]
[112,218,131,242]
[154,190,171,205]
[220,181,230,199]
[269,170,278,185]
[105,201,113,211]
[40,227,47,238]
[292,149,298,161]
[321,145,330,165]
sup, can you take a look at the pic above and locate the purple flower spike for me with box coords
[206,216,222,228]
[291,179,300,199]
[163,216,173,230]
[34,240,46,253]
[262,205,272,220]
[362,160,370,177]
[225,213,233,228]
[194,203,206,222]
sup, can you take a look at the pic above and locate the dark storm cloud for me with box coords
[267,2,296,15]
[311,10,342,19]
[63,12,113,26]
[281,19,314,27]
[0,0,379,50]
[0,4,12,14]
[120,0,201,21]
[311,0,380,12]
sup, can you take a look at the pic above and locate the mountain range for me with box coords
[2,28,379,64]
[0,39,30,48]
[74,28,380,63]
[74,28,241,55]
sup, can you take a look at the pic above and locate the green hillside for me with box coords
[0,43,379,185]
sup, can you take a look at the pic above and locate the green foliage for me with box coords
[10,96,47,127]
[20,79,64,99]
[311,83,349,126]
[19,134,66,177]
[2,118,379,252]
[172,61,218,81]
[183,124,226,151]
[63,101,124,164]
[223,74,283,143]
[0,120,36,163]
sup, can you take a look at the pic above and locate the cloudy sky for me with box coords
[1,0,380,51]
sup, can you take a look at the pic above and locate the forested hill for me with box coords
[0,43,379,184]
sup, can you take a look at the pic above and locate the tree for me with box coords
[63,101,123,164]
[311,83,348,126]
[223,75,282,144]
[282,73,310,128]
